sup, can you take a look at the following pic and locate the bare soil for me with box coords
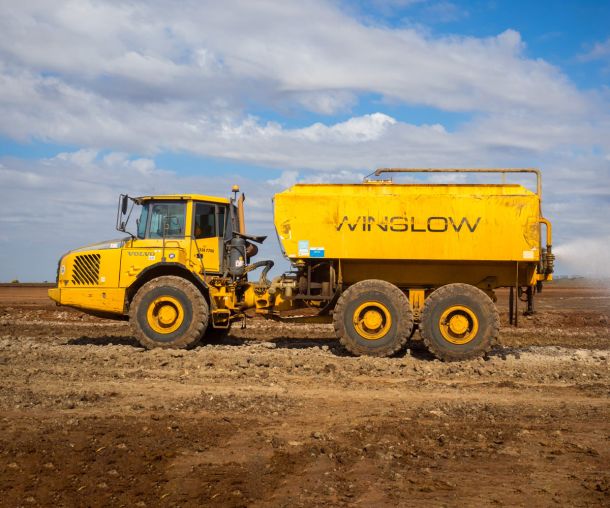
[0,283,609,507]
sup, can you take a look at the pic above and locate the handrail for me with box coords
[539,217,552,248]
[539,217,554,275]
[370,168,542,197]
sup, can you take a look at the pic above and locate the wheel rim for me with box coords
[439,305,479,344]
[146,296,185,334]
[353,301,392,340]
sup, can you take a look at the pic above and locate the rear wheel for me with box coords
[130,276,208,349]
[333,279,413,357]
[420,283,499,361]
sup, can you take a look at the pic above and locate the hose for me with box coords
[243,260,275,286]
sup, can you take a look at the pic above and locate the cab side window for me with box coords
[194,203,216,239]
[194,203,228,239]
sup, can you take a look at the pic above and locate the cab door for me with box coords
[190,202,227,275]
[120,200,189,288]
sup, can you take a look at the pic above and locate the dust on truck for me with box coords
[49,168,554,361]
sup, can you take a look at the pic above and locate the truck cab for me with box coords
[49,193,241,318]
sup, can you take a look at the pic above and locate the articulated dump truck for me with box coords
[49,169,554,361]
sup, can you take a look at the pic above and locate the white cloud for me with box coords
[293,90,356,115]
[297,113,397,143]
[0,0,602,157]
[267,170,300,188]
[578,37,610,62]
[421,1,468,23]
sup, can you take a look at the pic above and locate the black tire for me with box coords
[420,283,499,362]
[333,279,413,357]
[130,276,208,349]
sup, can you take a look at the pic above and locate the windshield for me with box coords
[138,202,186,239]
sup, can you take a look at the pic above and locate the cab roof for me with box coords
[136,194,230,204]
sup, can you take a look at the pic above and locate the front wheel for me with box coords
[333,279,413,357]
[130,276,208,349]
[420,283,499,361]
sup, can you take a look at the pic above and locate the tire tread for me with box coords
[333,279,413,357]
[129,275,208,349]
[420,283,499,362]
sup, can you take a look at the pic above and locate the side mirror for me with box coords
[121,195,129,215]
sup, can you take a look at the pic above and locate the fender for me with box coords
[135,262,207,286]
[127,262,209,304]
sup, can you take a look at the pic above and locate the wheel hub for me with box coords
[363,309,383,330]
[147,296,184,334]
[448,314,469,335]
[353,301,392,340]
[158,305,178,325]
[439,305,479,344]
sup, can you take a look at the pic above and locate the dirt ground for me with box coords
[0,282,609,507]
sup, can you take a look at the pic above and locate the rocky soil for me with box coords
[0,284,609,507]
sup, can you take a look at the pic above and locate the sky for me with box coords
[0,0,609,281]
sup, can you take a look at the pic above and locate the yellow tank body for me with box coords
[274,182,548,289]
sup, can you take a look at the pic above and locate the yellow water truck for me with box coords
[49,169,554,361]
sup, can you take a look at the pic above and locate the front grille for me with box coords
[72,254,101,285]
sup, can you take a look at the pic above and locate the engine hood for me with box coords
[69,237,131,254]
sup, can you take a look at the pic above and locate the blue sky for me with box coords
[0,0,609,280]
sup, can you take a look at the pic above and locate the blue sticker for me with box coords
[310,247,325,258]
[298,240,309,256]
